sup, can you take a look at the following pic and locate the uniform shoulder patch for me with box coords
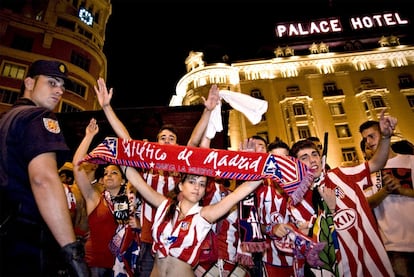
[43,117,61,133]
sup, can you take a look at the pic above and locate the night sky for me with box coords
[103,0,410,108]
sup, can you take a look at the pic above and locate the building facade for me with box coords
[1,2,413,168]
[170,11,414,168]
[0,0,112,115]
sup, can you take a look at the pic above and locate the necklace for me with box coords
[177,203,186,220]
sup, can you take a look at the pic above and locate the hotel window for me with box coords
[1,62,26,80]
[60,101,82,113]
[360,77,376,89]
[335,124,352,138]
[298,126,310,139]
[71,51,91,72]
[328,102,345,115]
[250,89,264,100]
[323,82,343,97]
[399,74,414,89]
[362,78,373,84]
[286,85,300,92]
[0,88,19,104]
[293,103,306,116]
[370,96,386,108]
[70,81,87,97]
[342,147,357,162]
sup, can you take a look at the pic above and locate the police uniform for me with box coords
[0,60,72,276]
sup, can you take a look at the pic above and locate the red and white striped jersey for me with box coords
[152,199,212,267]
[290,162,394,277]
[140,170,180,243]
[257,180,294,267]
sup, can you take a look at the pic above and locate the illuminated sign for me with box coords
[275,12,409,38]
[349,13,408,30]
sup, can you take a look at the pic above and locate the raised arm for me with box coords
[368,109,397,173]
[201,179,263,223]
[94,77,131,139]
[200,137,263,222]
[187,84,220,148]
[122,166,166,208]
[72,118,101,213]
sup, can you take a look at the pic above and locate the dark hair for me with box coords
[94,164,105,181]
[59,169,74,185]
[306,136,321,143]
[103,164,127,181]
[164,173,208,222]
[360,139,366,153]
[359,120,379,133]
[250,135,268,145]
[267,137,289,153]
[157,124,178,139]
[290,139,319,158]
[391,140,414,155]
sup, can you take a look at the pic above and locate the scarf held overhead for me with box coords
[81,137,311,194]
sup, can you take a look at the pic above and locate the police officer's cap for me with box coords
[27,60,71,86]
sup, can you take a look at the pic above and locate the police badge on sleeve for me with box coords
[43,118,61,133]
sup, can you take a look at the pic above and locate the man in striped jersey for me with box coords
[288,109,395,277]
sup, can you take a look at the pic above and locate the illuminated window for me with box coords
[293,103,306,116]
[370,96,385,108]
[298,126,310,139]
[1,62,26,80]
[335,124,352,138]
[329,102,345,115]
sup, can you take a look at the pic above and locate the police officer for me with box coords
[0,60,89,276]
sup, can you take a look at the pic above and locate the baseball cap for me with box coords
[27,60,71,86]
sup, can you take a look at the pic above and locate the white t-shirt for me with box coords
[366,154,414,252]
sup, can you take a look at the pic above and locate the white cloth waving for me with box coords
[206,90,268,139]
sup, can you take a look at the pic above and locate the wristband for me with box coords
[381,134,391,140]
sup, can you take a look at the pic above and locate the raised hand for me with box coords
[238,137,256,152]
[85,118,99,136]
[379,108,397,138]
[94,77,113,108]
[201,84,220,111]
